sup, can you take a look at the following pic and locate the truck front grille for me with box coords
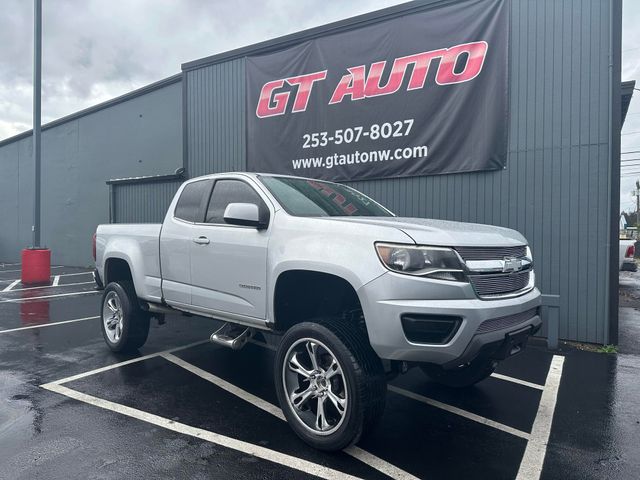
[476,308,539,334]
[455,245,527,261]
[468,269,531,297]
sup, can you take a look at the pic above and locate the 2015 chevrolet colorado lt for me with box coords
[94,172,541,451]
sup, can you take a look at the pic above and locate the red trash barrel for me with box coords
[21,248,51,285]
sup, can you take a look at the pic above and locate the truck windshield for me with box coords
[259,176,394,217]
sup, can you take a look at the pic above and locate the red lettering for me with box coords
[329,66,366,104]
[436,41,488,85]
[286,70,327,113]
[255,79,289,118]
[256,41,489,117]
[364,61,404,97]
[403,49,446,90]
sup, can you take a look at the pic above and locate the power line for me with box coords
[622,131,640,136]
[623,150,640,154]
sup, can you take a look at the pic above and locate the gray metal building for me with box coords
[0,0,624,345]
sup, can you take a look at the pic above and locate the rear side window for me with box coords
[174,180,212,222]
[206,180,265,224]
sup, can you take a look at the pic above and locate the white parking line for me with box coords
[0,316,100,334]
[251,337,547,443]
[515,355,565,480]
[387,385,531,440]
[42,332,564,478]
[0,290,99,303]
[2,280,20,292]
[163,353,285,419]
[0,265,66,274]
[52,275,60,287]
[42,383,362,480]
[55,271,93,278]
[2,281,95,294]
[491,372,545,391]
[46,340,209,386]
[162,353,419,480]
[249,339,546,392]
[0,271,92,285]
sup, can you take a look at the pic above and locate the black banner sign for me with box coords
[246,0,509,182]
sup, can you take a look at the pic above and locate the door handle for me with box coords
[193,236,210,245]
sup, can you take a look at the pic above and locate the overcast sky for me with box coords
[1,0,638,209]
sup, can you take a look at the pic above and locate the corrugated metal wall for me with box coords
[112,180,183,224]
[0,79,183,266]
[186,58,246,177]
[184,0,618,343]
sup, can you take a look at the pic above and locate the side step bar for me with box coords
[210,322,254,350]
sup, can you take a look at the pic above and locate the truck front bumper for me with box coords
[358,272,542,366]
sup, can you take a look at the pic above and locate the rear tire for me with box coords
[101,281,150,353]
[420,359,496,388]
[274,318,386,451]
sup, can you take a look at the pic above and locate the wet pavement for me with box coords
[0,261,639,479]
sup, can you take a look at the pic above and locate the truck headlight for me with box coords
[375,243,467,281]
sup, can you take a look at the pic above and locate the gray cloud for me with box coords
[1,0,639,212]
[621,0,640,212]
[0,0,405,140]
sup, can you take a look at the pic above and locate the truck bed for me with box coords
[96,223,163,301]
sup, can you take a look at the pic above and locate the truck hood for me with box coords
[327,217,527,247]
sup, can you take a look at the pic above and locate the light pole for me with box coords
[21,0,50,285]
[33,0,42,248]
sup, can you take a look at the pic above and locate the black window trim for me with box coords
[197,177,272,229]
[172,178,214,224]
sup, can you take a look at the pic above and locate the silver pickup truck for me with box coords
[94,172,541,451]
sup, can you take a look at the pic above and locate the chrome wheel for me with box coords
[103,290,123,344]
[282,338,348,436]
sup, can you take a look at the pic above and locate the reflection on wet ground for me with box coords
[0,263,638,479]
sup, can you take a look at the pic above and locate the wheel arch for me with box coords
[272,268,365,332]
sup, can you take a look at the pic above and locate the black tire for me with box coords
[274,318,386,451]
[101,281,150,353]
[420,359,496,388]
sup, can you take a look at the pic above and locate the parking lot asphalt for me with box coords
[1,262,639,480]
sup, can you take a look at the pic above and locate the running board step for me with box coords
[210,323,254,350]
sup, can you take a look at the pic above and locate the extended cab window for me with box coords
[174,180,212,222]
[206,179,266,224]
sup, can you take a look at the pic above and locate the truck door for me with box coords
[189,178,270,321]
[160,179,213,306]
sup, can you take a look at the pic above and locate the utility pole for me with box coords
[636,180,640,226]
[33,0,42,248]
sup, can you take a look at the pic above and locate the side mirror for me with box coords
[223,203,268,229]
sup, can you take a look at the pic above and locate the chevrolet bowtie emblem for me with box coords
[503,258,523,273]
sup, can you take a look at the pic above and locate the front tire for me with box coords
[274,319,386,451]
[420,359,496,388]
[101,281,150,353]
